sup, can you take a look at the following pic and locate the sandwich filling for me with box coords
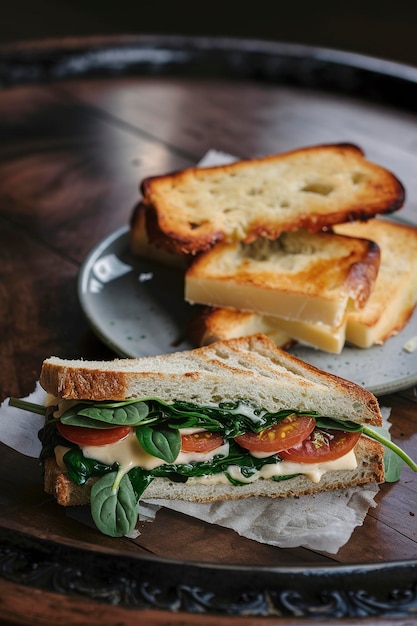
[37,395,392,537]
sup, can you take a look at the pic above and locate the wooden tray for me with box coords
[1,35,417,625]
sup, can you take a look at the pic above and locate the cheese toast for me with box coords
[190,219,417,352]
[185,229,380,327]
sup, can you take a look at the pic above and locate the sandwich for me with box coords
[191,218,417,352]
[139,142,404,255]
[16,334,417,538]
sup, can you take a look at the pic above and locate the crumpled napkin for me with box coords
[0,383,386,554]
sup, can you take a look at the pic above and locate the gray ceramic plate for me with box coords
[78,225,417,396]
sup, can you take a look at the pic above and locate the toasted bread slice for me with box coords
[40,334,381,425]
[141,143,404,255]
[188,307,295,350]
[335,219,417,347]
[190,219,417,352]
[191,307,347,354]
[185,229,380,327]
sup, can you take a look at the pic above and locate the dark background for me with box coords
[1,1,416,67]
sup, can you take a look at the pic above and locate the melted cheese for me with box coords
[57,432,357,486]
[81,431,230,471]
[51,397,359,486]
[226,450,357,484]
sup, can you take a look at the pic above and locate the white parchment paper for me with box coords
[0,384,387,554]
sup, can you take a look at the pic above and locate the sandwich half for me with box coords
[37,335,386,537]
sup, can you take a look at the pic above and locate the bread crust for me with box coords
[140,143,404,255]
[334,218,417,347]
[39,335,382,426]
[43,436,385,507]
[40,364,132,401]
[130,201,188,267]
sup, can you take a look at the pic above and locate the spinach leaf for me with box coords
[138,398,319,437]
[224,472,250,486]
[363,425,417,482]
[38,419,70,462]
[90,470,138,537]
[60,401,150,427]
[149,441,280,480]
[314,417,362,432]
[127,467,155,500]
[135,424,181,463]
[271,473,300,482]
[63,447,118,485]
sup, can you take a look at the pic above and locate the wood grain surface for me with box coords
[0,36,417,626]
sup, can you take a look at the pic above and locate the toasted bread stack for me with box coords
[130,143,416,354]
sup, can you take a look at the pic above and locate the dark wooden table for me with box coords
[0,36,417,626]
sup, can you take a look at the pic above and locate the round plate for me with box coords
[78,225,417,396]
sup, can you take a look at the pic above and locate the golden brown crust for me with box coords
[129,200,188,266]
[334,218,417,347]
[40,364,131,401]
[139,143,404,255]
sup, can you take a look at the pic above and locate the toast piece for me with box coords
[141,143,404,255]
[40,335,381,425]
[190,219,417,352]
[334,219,417,347]
[188,307,295,350]
[44,435,385,507]
[191,307,347,354]
[185,229,380,327]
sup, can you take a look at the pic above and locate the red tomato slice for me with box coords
[181,431,224,453]
[235,415,316,453]
[279,428,361,463]
[56,421,132,446]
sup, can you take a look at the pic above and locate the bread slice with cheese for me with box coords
[185,229,380,327]
[140,143,404,255]
[335,219,417,347]
[37,335,385,537]
[188,307,295,351]
[190,307,347,354]
[191,219,417,352]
